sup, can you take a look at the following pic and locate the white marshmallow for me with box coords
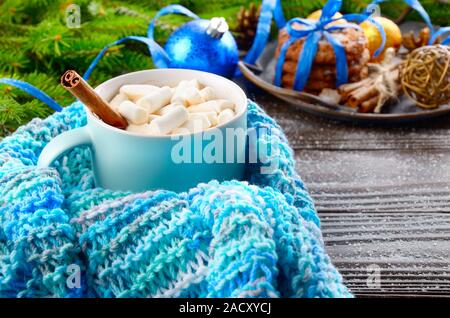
[120,84,159,102]
[156,103,181,116]
[199,87,215,102]
[187,113,212,129]
[172,113,212,135]
[174,79,200,91]
[118,101,148,125]
[126,124,156,135]
[148,114,160,123]
[172,119,209,134]
[171,80,202,105]
[202,111,218,126]
[137,86,172,114]
[109,93,128,112]
[188,101,221,113]
[216,99,235,112]
[176,80,193,90]
[149,105,189,135]
[171,82,189,106]
[218,109,235,125]
[189,79,201,90]
[172,81,191,97]
[182,87,203,106]
[170,94,188,107]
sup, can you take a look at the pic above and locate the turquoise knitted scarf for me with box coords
[0,100,351,298]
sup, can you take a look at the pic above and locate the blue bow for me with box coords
[274,0,367,92]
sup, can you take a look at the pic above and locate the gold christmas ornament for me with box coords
[401,45,450,109]
[361,17,402,62]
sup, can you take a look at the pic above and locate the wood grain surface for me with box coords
[246,88,450,298]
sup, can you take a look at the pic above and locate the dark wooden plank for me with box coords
[320,212,450,261]
[320,211,450,297]
[295,150,450,213]
[312,185,450,213]
[277,114,450,151]
[250,91,450,297]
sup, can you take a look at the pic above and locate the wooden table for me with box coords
[247,87,450,298]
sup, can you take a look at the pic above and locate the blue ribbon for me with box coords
[83,36,168,81]
[243,0,286,65]
[0,78,62,112]
[274,0,367,92]
[84,5,199,81]
[431,26,450,45]
[401,0,434,40]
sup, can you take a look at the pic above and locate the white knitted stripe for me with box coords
[236,278,279,298]
[153,251,209,298]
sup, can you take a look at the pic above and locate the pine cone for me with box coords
[403,27,441,52]
[233,3,261,51]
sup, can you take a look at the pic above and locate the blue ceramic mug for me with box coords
[38,69,248,192]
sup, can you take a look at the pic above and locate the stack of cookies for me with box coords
[275,24,370,94]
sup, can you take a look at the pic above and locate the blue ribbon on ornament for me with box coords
[274,0,369,92]
[84,5,199,81]
[244,0,286,65]
[146,4,200,66]
[0,78,62,112]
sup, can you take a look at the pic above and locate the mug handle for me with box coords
[37,126,91,168]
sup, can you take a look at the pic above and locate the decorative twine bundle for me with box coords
[338,48,401,113]
[370,48,401,113]
[401,45,450,109]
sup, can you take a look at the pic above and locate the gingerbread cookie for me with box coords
[275,23,370,93]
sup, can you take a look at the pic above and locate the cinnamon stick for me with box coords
[359,95,380,113]
[61,70,128,129]
[338,78,373,95]
[348,85,379,108]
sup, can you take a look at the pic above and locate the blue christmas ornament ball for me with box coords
[164,19,239,78]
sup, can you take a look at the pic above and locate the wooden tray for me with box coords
[239,40,450,124]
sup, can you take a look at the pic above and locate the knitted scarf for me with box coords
[0,100,351,298]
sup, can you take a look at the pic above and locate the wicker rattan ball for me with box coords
[401,45,450,109]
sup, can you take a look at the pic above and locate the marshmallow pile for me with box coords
[108,80,237,136]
